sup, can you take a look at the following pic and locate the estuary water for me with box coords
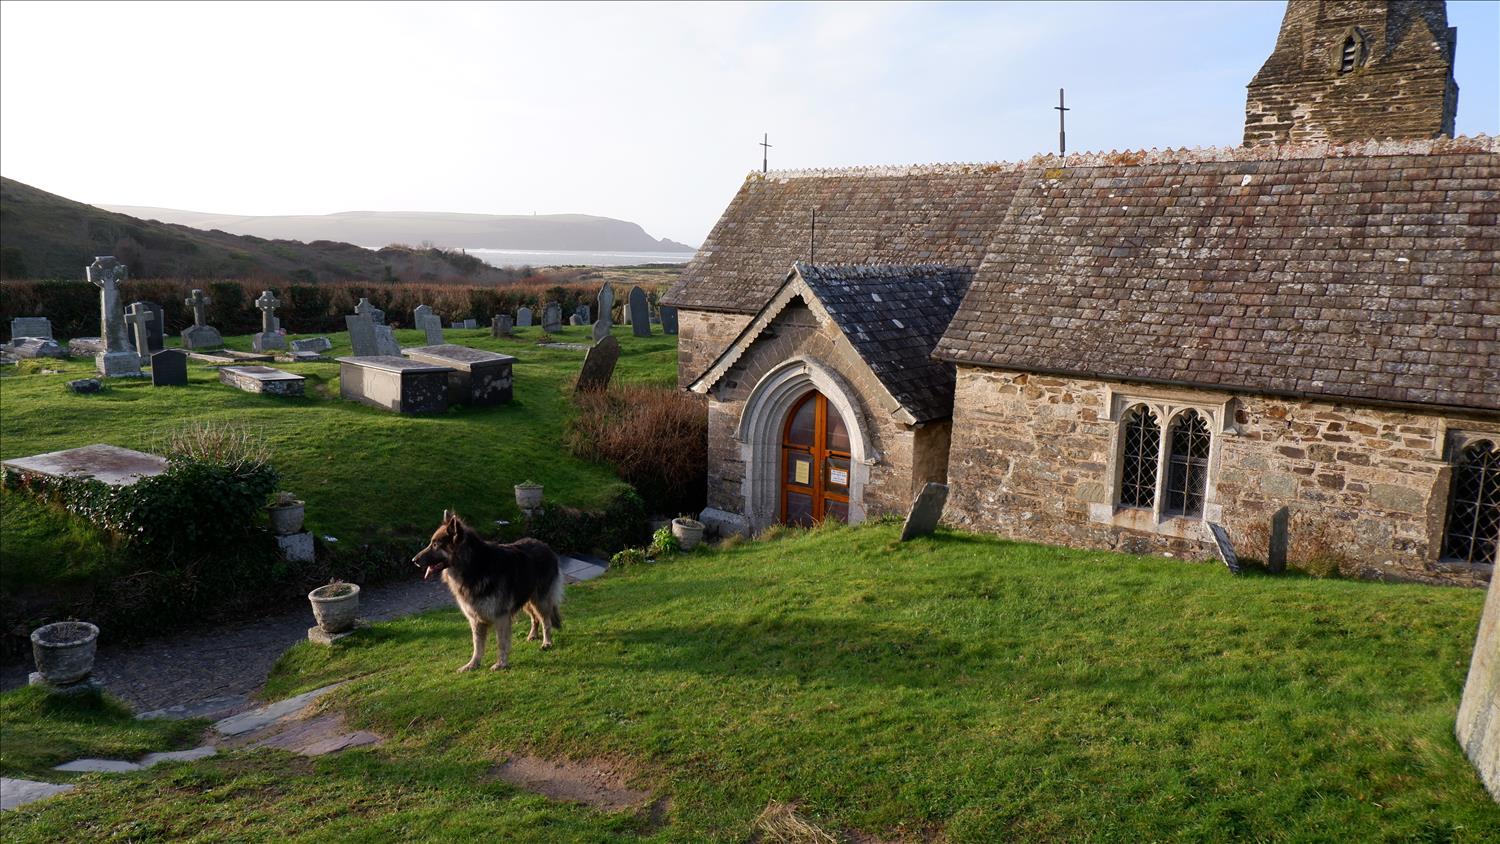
[466,248,693,268]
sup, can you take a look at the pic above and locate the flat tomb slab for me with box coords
[402,344,515,406]
[336,356,453,414]
[2,444,168,487]
[219,366,306,397]
[189,350,275,365]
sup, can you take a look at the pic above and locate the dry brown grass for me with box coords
[753,801,840,844]
[566,385,707,516]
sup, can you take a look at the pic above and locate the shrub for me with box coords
[527,487,649,556]
[648,525,679,558]
[610,548,648,567]
[566,386,707,515]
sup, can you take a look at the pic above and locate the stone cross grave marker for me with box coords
[253,291,287,352]
[125,303,155,365]
[87,257,140,377]
[1206,522,1242,575]
[10,317,52,340]
[413,305,443,345]
[542,302,562,332]
[181,289,224,350]
[660,305,678,335]
[516,307,533,327]
[575,335,620,393]
[900,482,948,541]
[127,301,165,354]
[355,297,385,325]
[628,286,651,337]
[150,349,187,387]
[492,314,513,337]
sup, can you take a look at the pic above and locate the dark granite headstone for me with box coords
[660,305,678,335]
[1268,507,1289,574]
[1207,522,1241,575]
[575,335,620,393]
[492,314,514,337]
[150,349,188,386]
[900,482,948,541]
[628,287,651,337]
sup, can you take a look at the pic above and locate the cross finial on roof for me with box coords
[1055,88,1069,156]
[761,133,773,174]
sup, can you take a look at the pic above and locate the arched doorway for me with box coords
[780,391,852,525]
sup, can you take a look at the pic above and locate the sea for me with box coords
[464,248,693,268]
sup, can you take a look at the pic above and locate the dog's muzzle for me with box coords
[412,546,449,581]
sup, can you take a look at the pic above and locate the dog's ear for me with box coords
[442,509,453,522]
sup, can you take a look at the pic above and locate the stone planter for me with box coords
[308,583,361,633]
[31,621,99,685]
[672,517,705,551]
[515,484,544,511]
[268,502,306,535]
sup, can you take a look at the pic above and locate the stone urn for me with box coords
[268,497,306,535]
[514,482,544,511]
[308,583,360,634]
[672,517,705,551]
[31,621,100,685]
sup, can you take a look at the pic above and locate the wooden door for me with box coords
[780,392,852,526]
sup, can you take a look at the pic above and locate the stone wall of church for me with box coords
[945,365,1496,585]
[702,303,919,531]
[676,309,753,389]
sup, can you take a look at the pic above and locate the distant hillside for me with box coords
[0,178,516,282]
[101,206,697,254]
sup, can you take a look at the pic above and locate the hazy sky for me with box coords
[2,1,1496,247]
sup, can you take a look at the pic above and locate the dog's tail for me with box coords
[548,568,565,630]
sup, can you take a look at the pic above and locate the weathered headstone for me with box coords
[181,289,224,350]
[68,338,105,357]
[355,297,385,325]
[597,283,615,326]
[345,314,379,357]
[65,378,101,394]
[372,324,402,356]
[491,315,513,337]
[458,318,477,329]
[542,302,562,332]
[1456,575,1499,801]
[1206,522,1242,575]
[575,305,591,324]
[88,257,141,377]
[628,286,651,337]
[569,315,583,326]
[900,483,948,541]
[127,301,165,354]
[150,349,188,387]
[5,338,64,359]
[516,307,533,327]
[660,305,679,335]
[591,320,611,345]
[291,337,333,353]
[413,305,443,345]
[1267,506,1289,574]
[575,335,620,393]
[9,317,52,340]
[125,303,155,364]
[252,291,287,352]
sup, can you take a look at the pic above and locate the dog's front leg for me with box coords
[460,619,490,672]
[492,612,513,670]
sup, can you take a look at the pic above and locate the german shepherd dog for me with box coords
[412,511,564,671]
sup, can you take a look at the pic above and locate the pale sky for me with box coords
[2,1,1496,247]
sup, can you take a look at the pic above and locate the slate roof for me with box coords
[798,263,972,423]
[933,137,1500,413]
[661,162,1027,314]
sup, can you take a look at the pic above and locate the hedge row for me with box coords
[0,277,669,340]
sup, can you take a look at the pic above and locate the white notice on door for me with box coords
[829,467,849,485]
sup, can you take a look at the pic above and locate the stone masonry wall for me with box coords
[704,302,917,526]
[676,309,753,389]
[946,365,1496,585]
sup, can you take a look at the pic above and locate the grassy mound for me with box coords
[3,523,1494,841]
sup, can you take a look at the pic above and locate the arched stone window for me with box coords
[1119,405,1160,509]
[1442,440,1500,564]
[1164,410,1211,517]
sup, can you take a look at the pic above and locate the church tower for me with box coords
[1244,0,1458,145]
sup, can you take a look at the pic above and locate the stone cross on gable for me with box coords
[185,289,211,327]
[255,290,281,334]
[125,302,154,359]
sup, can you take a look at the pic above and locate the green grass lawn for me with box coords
[2,523,1494,842]
[0,324,676,550]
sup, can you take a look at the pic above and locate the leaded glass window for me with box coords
[1119,406,1160,509]
[1164,410,1211,518]
[1441,440,1500,564]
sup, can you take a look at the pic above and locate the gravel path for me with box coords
[1,578,453,716]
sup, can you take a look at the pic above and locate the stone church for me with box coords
[662,0,1498,585]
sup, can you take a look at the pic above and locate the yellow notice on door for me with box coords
[793,458,811,485]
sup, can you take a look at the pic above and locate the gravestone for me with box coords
[6,338,64,359]
[1206,522,1242,575]
[516,307,533,327]
[68,338,105,357]
[125,303,155,364]
[127,301,165,354]
[575,305,591,324]
[252,291,287,352]
[1456,575,1500,801]
[458,318,477,329]
[355,297,385,324]
[413,305,443,345]
[542,302,562,332]
[372,324,402,356]
[900,483,948,541]
[181,289,223,350]
[88,257,141,377]
[402,344,516,406]
[9,317,52,340]
[574,335,620,393]
[345,314,399,357]
[2,444,167,487]
[597,283,615,327]
[150,349,188,387]
[291,337,333,353]
[628,286,651,337]
[660,305,678,335]
[218,365,304,397]
[591,320,611,345]
[336,356,453,414]
[1267,506,1290,574]
[492,315,513,337]
[66,378,101,394]
[569,315,583,326]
